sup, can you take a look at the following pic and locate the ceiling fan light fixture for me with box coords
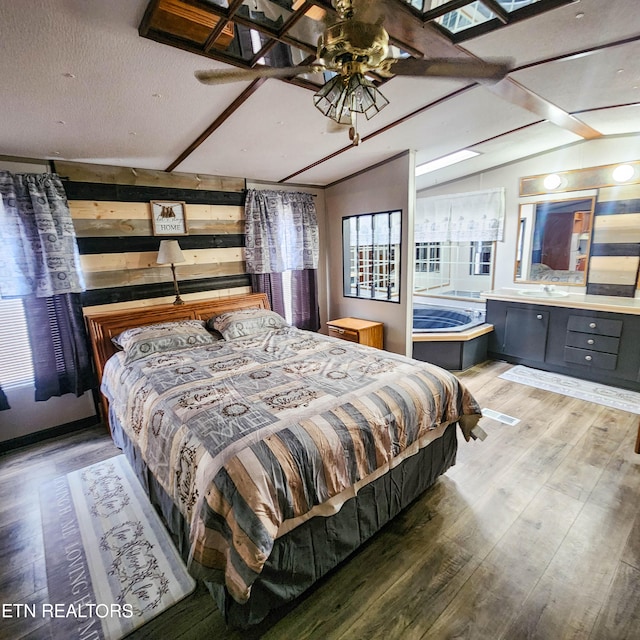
[313,73,388,124]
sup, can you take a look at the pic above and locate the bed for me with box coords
[85,293,482,628]
[528,262,585,283]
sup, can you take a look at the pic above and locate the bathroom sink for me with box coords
[517,289,569,297]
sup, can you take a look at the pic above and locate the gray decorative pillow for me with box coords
[209,308,288,340]
[113,320,220,363]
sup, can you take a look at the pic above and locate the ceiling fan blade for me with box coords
[388,57,511,82]
[195,64,322,85]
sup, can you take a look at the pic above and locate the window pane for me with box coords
[286,12,326,49]
[0,298,34,388]
[437,1,495,34]
[495,0,541,11]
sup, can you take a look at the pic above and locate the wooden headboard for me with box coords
[84,293,270,383]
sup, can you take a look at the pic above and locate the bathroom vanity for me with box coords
[484,289,640,391]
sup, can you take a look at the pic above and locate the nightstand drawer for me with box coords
[326,318,384,349]
[564,346,617,370]
[328,326,359,343]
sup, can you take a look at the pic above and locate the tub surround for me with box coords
[413,323,493,342]
[412,324,493,371]
[485,290,640,391]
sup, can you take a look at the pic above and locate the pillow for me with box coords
[112,319,220,363]
[208,308,288,340]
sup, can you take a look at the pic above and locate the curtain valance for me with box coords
[0,172,85,298]
[244,190,319,274]
[416,188,505,243]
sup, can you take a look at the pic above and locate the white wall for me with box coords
[0,387,96,442]
[0,158,97,443]
[325,152,415,356]
[416,136,640,293]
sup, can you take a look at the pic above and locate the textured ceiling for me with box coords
[0,0,638,187]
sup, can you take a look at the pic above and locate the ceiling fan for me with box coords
[195,0,511,145]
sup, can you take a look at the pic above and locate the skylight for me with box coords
[415,149,480,176]
[437,1,495,34]
[398,0,561,42]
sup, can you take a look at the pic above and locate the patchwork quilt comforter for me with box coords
[102,326,481,604]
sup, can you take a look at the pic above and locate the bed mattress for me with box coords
[101,325,481,606]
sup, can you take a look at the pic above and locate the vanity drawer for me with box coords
[567,315,622,337]
[564,346,617,370]
[565,331,620,354]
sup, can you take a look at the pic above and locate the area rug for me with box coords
[39,455,196,640]
[499,365,640,415]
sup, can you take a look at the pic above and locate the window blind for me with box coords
[0,298,34,388]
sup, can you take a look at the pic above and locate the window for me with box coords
[415,242,441,273]
[0,298,34,388]
[469,241,493,275]
[413,241,495,299]
[343,211,401,302]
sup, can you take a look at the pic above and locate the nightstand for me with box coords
[327,317,384,349]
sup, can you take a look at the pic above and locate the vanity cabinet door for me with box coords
[502,308,550,361]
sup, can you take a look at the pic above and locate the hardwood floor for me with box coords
[1,359,639,640]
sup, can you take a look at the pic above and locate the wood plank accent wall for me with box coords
[587,185,640,297]
[54,161,252,312]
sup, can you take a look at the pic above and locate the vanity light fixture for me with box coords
[612,164,635,183]
[415,149,480,176]
[543,173,562,190]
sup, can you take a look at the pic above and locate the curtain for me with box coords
[290,269,320,331]
[245,190,319,273]
[250,273,286,318]
[0,172,94,406]
[245,190,320,331]
[416,188,505,242]
[23,294,95,401]
[0,387,9,411]
[0,172,85,297]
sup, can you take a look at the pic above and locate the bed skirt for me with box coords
[110,409,458,628]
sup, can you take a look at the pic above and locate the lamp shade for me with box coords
[314,73,389,124]
[157,240,185,265]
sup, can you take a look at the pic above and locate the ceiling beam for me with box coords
[166,78,267,173]
[486,77,602,140]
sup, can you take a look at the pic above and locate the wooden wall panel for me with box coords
[586,193,640,297]
[55,160,244,192]
[587,256,640,285]
[57,161,250,310]
[592,213,640,244]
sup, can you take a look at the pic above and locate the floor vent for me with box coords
[481,408,520,426]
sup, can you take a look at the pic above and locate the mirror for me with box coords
[515,196,595,286]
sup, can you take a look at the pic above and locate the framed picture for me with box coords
[150,200,188,236]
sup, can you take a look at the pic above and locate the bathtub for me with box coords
[413,306,485,333]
